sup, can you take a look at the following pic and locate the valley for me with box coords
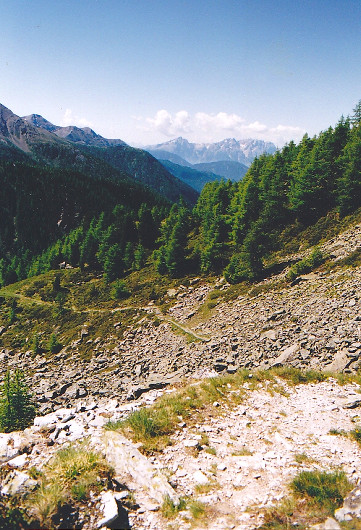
[1,100,361,529]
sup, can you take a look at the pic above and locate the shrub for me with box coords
[32,333,41,354]
[111,279,130,300]
[48,333,62,354]
[286,247,325,281]
[0,370,36,432]
[291,470,351,513]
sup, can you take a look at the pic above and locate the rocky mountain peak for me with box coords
[23,112,127,148]
[23,113,58,132]
[145,136,277,166]
[0,103,17,123]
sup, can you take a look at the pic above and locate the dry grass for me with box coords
[28,440,113,528]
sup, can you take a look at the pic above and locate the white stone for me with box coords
[0,433,19,462]
[1,470,37,496]
[183,439,199,447]
[103,431,179,505]
[97,490,119,528]
[7,453,28,468]
[193,470,208,484]
[33,413,58,428]
[89,415,107,428]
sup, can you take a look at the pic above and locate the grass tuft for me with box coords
[161,495,186,519]
[260,470,352,529]
[28,440,113,527]
[290,470,351,513]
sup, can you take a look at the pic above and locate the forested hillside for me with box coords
[0,156,169,286]
[1,105,361,289]
[155,106,361,281]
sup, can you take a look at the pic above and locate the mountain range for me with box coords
[0,103,275,201]
[145,136,277,166]
[23,114,127,148]
[0,103,197,204]
[158,159,248,193]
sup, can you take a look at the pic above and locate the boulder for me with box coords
[97,490,119,528]
[1,470,37,496]
[102,431,179,506]
[193,470,208,484]
[327,349,350,372]
[33,412,58,428]
[0,433,23,463]
[271,343,299,367]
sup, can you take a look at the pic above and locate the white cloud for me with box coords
[146,109,191,137]
[61,108,93,128]
[137,110,305,146]
[195,111,245,131]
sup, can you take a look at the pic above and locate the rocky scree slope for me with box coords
[1,222,361,413]
[1,224,361,528]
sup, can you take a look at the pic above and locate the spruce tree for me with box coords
[0,370,36,432]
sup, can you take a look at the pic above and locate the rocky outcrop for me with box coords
[103,431,179,505]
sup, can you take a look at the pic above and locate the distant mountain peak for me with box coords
[23,113,58,132]
[0,103,16,122]
[145,137,277,166]
[23,114,127,148]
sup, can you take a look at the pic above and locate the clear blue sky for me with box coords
[1,0,361,147]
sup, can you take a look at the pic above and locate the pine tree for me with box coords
[48,333,61,354]
[103,244,124,283]
[351,100,361,126]
[153,203,190,276]
[0,370,36,432]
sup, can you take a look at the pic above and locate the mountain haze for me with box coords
[159,160,227,193]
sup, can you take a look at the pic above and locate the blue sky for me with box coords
[1,0,361,147]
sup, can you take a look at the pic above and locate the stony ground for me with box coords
[1,223,361,414]
[133,377,361,529]
[2,376,361,529]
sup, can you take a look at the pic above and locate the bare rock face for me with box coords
[1,470,37,496]
[102,430,179,506]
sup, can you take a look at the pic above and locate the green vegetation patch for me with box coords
[291,470,351,513]
[260,470,352,529]
[286,247,325,282]
[0,369,36,432]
